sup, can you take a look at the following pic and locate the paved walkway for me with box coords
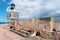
[0,25,25,40]
[0,25,41,40]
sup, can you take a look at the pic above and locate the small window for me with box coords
[44,25,46,28]
[9,13,11,17]
[44,25,47,30]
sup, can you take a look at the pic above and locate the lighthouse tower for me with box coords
[7,3,19,28]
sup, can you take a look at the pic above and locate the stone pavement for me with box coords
[0,25,41,40]
[0,26,25,40]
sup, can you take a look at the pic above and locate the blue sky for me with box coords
[0,0,60,22]
[0,0,11,22]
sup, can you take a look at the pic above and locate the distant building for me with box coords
[18,17,55,32]
[55,22,60,32]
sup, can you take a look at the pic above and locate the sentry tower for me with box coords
[7,3,19,28]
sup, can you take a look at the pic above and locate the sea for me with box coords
[0,22,8,24]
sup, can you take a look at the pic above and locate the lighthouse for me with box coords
[7,3,19,28]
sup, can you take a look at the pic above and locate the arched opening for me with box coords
[53,28,56,31]
[10,26,15,30]
[36,31,41,37]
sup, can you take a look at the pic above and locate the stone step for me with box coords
[10,29,28,37]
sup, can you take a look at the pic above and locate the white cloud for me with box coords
[11,0,60,19]
[11,0,42,18]
[45,3,56,10]
[56,10,60,13]
[19,15,30,18]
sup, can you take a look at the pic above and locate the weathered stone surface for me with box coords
[0,25,60,40]
[0,25,41,40]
